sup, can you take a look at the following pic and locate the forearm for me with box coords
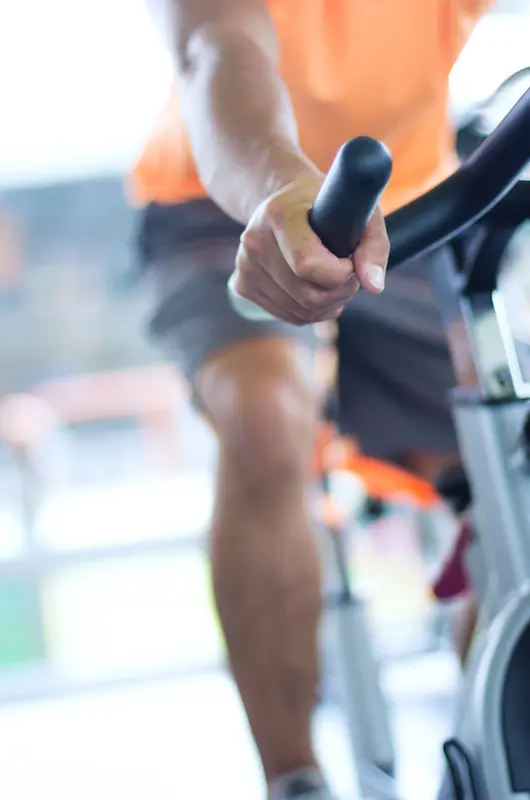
[175,27,321,223]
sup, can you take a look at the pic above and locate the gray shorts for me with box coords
[138,199,458,460]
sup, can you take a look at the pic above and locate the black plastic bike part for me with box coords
[461,227,516,296]
[328,518,355,602]
[386,87,530,268]
[441,739,481,800]
[363,496,387,521]
[308,137,393,258]
[481,180,530,230]
[522,409,530,463]
[435,465,472,515]
[501,621,530,792]
[457,67,530,160]
[308,88,530,270]
[318,467,355,600]
[323,391,340,425]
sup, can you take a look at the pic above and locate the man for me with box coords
[130,1,492,797]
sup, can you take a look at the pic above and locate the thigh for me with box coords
[138,200,318,385]
[336,247,459,462]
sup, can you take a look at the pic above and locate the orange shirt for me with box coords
[129,0,493,215]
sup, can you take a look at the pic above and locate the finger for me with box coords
[351,206,390,294]
[271,251,360,310]
[236,253,347,325]
[245,229,360,311]
[251,290,345,324]
[234,252,309,324]
[266,202,355,289]
[251,288,308,326]
[258,265,349,322]
[227,274,279,322]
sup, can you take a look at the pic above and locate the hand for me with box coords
[231,175,390,325]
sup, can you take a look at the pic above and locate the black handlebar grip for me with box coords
[308,137,393,258]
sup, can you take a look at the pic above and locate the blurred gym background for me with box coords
[0,1,528,799]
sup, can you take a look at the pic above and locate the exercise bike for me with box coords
[229,83,530,799]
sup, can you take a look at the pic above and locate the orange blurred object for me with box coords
[0,393,58,452]
[316,492,349,531]
[313,422,439,510]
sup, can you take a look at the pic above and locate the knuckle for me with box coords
[348,278,361,296]
[336,267,354,286]
[235,246,250,271]
[236,250,259,282]
[297,288,321,311]
[239,228,262,255]
[292,254,313,280]
[265,195,287,225]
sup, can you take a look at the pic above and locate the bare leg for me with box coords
[196,338,323,784]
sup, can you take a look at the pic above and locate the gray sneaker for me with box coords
[269,770,337,800]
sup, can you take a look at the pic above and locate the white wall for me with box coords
[0,0,172,187]
[449,10,530,121]
[0,0,527,189]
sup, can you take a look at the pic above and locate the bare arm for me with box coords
[148,0,320,224]
[147,0,389,324]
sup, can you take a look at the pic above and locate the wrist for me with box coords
[216,139,322,224]
[263,142,323,195]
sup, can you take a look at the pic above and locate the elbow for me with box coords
[177,21,277,79]
[145,0,200,75]
[146,0,277,77]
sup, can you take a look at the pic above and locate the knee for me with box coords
[224,383,317,484]
[196,341,319,485]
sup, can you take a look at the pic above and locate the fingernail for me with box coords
[366,264,385,292]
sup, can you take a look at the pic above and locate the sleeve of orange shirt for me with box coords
[448,0,496,65]
[463,0,496,10]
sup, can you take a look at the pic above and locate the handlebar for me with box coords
[229,87,530,320]
[385,86,530,268]
[307,137,392,258]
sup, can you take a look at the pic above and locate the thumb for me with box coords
[351,207,390,294]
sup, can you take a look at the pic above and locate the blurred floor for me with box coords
[0,650,459,800]
[0,403,460,799]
